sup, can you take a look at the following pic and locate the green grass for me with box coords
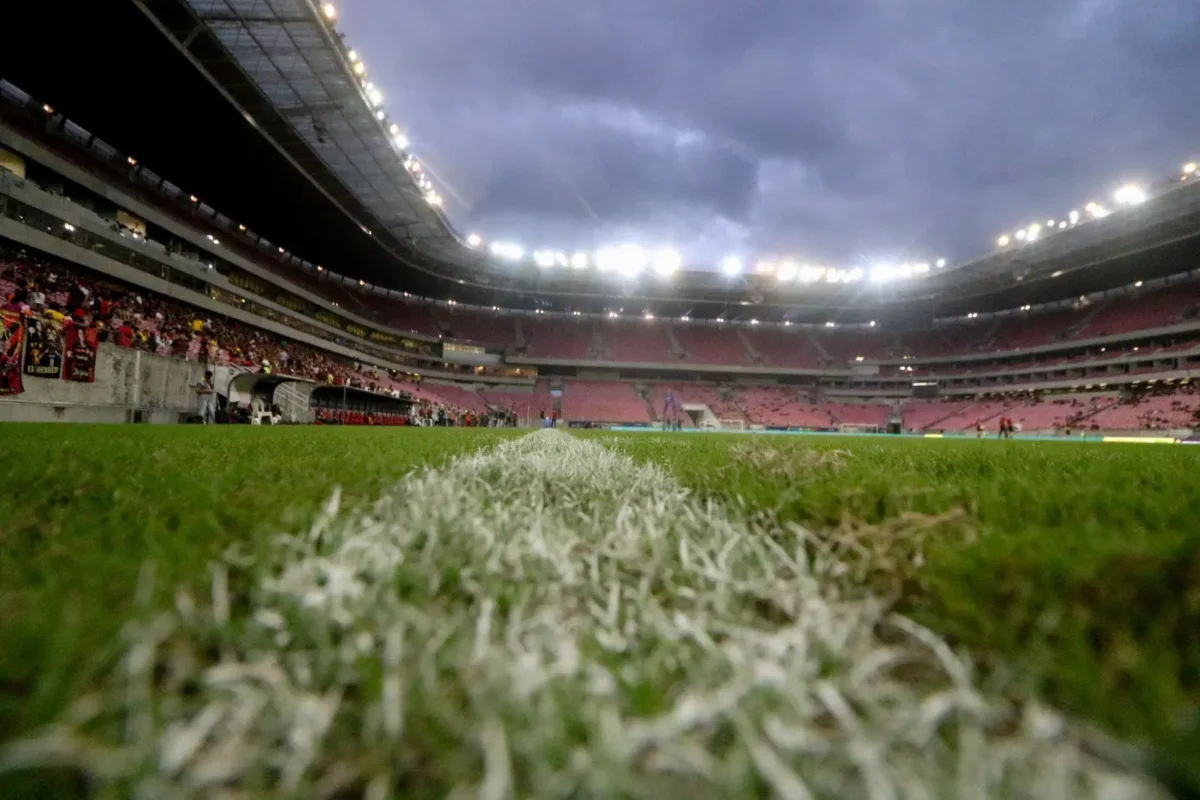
[0,425,519,742]
[590,432,1200,784]
[1,425,1197,794]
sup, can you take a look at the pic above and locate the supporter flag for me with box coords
[0,309,24,395]
[63,320,98,383]
[22,315,64,379]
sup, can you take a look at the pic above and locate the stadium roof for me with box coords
[135,0,482,273]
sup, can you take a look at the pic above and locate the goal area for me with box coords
[717,418,746,431]
[839,423,882,434]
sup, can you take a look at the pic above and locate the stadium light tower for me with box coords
[721,256,742,276]
[466,233,482,248]
[322,3,336,20]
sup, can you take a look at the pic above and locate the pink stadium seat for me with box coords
[674,325,749,366]
[435,308,514,347]
[743,330,822,368]
[602,320,672,362]
[524,319,592,359]
[561,381,650,423]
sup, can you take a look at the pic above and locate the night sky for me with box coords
[337,0,1200,271]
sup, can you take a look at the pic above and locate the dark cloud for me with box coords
[338,0,1200,268]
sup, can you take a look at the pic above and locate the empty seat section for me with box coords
[524,319,592,359]
[743,330,821,368]
[437,309,514,347]
[674,326,748,365]
[561,381,650,423]
[1075,285,1200,339]
[603,321,671,362]
[735,386,834,427]
[817,333,892,363]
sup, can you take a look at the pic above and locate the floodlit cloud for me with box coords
[339,0,1200,267]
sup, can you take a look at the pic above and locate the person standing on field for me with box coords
[195,370,216,424]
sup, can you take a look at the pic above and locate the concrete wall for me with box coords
[0,343,204,423]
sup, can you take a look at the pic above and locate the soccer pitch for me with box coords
[0,425,1196,797]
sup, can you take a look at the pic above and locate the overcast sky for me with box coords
[337,0,1200,270]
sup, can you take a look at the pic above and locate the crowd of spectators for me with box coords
[0,243,504,425]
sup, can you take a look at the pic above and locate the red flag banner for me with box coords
[0,309,25,396]
[63,320,98,383]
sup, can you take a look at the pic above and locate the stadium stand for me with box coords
[523,318,594,359]
[674,325,751,366]
[742,329,823,369]
[601,320,673,362]
[561,381,651,424]
[433,308,514,348]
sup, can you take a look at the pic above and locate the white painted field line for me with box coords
[2,430,1162,798]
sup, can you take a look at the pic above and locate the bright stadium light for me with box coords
[720,256,742,276]
[1015,229,1027,241]
[776,261,798,281]
[756,260,777,276]
[1026,223,1042,242]
[570,252,589,269]
[322,3,336,20]
[912,262,930,274]
[1085,201,1110,219]
[554,252,569,267]
[466,233,482,247]
[617,245,647,277]
[392,132,409,150]
[1134,280,1143,287]
[936,258,947,268]
[364,83,383,107]
[1185,162,1198,175]
[594,247,618,272]
[798,265,825,283]
[353,61,366,77]
[490,242,524,261]
[997,234,1011,247]
[425,192,442,207]
[1113,184,1147,206]
[1068,209,1080,224]
[652,248,682,276]
[533,250,556,268]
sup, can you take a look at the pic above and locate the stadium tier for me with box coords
[3,93,1200,432]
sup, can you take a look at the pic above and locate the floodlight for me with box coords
[776,261,798,281]
[490,242,524,260]
[570,252,588,269]
[652,248,682,276]
[997,234,1011,247]
[321,3,336,20]
[1113,184,1146,205]
[720,256,742,276]
[466,233,482,247]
